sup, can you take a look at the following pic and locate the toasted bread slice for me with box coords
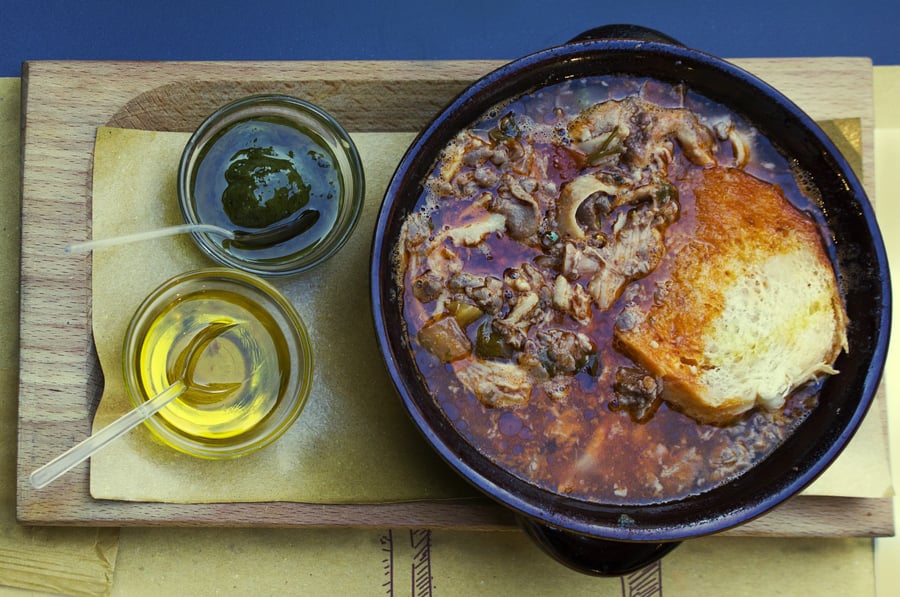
[615,167,848,425]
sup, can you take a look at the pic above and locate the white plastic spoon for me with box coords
[30,321,242,489]
[65,223,236,254]
[65,208,320,254]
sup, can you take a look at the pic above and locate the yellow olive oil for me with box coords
[135,287,291,442]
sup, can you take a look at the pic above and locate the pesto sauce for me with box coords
[221,146,311,228]
[191,116,340,261]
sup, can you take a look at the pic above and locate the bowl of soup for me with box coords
[370,25,890,575]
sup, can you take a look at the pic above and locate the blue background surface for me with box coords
[1,0,898,76]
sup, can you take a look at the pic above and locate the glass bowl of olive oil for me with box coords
[178,94,365,276]
[123,268,313,458]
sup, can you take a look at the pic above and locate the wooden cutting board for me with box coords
[16,59,892,535]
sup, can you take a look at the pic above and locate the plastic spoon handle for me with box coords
[65,224,236,254]
[30,380,187,489]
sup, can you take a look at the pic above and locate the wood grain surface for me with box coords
[16,59,892,536]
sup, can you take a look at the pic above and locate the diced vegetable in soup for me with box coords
[395,76,845,504]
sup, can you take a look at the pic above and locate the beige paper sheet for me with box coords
[89,127,475,503]
[102,528,874,597]
[0,79,118,597]
[89,123,892,503]
[91,128,473,503]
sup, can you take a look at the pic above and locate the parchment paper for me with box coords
[89,123,892,503]
[89,127,475,502]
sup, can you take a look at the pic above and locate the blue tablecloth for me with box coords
[2,0,898,76]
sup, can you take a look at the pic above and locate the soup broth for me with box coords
[397,76,834,505]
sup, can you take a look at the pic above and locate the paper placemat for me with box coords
[106,528,875,596]
[89,128,474,502]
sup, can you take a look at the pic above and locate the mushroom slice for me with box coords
[502,291,540,328]
[455,359,533,407]
[561,242,602,280]
[728,128,750,168]
[557,174,622,240]
[586,207,668,310]
[492,174,542,242]
[714,121,751,169]
[438,132,488,185]
[552,275,593,325]
[568,99,635,151]
[652,108,717,167]
[440,212,507,247]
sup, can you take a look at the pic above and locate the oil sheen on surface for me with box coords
[135,287,289,442]
[191,115,341,262]
[398,76,832,505]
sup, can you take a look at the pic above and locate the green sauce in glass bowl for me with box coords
[179,95,365,276]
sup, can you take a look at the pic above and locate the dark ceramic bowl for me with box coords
[370,25,891,575]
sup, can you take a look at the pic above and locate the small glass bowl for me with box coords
[123,268,313,459]
[178,95,365,276]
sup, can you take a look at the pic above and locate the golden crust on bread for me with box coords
[615,167,848,425]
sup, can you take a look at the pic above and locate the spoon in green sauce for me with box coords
[30,320,244,489]
[65,208,320,254]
